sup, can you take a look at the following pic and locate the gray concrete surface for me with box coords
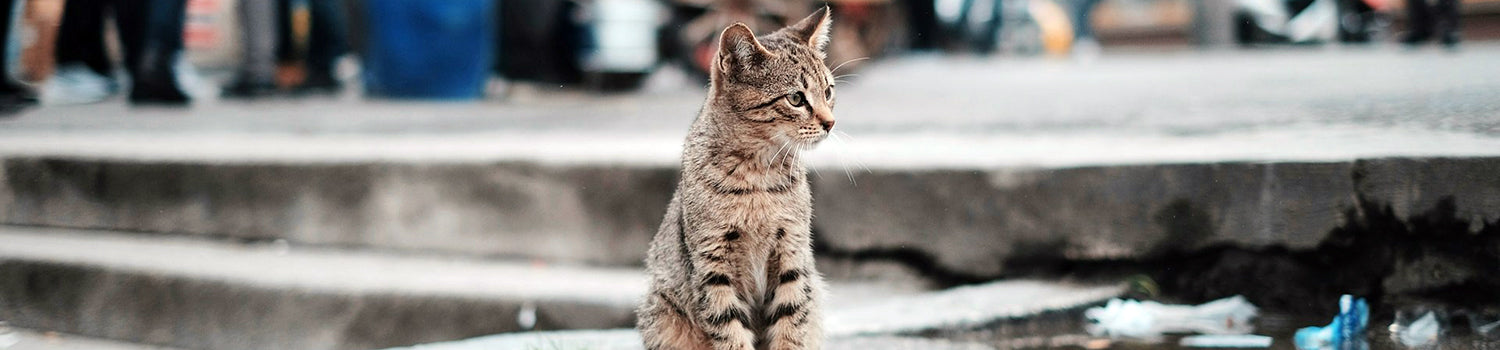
[4,155,1497,278]
[2,45,1496,140]
[0,226,1119,350]
[381,281,1119,350]
[388,331,1001,350]
[1,46,1498,349]
[0,327,183,350]
[0,226,643,350]
[2,46,1499,168]
[1,46,1498,277]
[0,160,678,266]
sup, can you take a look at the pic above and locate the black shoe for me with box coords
[0,81,39,103]
[294,73,343,95]
[1440,31,1461,48]
[128,82,191,105]
[1400,31,1431,46]
[222,78,280,99]
[0,82,39,115]
[128,53,192,106]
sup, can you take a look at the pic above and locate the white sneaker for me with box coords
[174,55,219,100]
[43,64,118,105]
[1072,37,1102,63]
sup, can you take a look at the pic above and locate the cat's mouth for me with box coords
[795,128,828,147]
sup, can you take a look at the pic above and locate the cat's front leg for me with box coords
[762,230,824,350]
[691,235,756,349]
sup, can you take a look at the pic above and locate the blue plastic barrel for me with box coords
[362,0,495,99]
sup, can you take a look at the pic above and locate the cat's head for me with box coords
[710,8,836,150]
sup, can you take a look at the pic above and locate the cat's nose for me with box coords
[820,119,835,131]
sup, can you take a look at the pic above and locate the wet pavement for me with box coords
[944,308,1500,350]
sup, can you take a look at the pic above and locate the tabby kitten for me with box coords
[636,8,837,350]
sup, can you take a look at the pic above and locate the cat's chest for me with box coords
[722,192,807,307]
[718,191,807,228]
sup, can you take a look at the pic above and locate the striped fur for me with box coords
[638,8,835,350]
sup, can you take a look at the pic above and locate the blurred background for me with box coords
[0,0,1499,350]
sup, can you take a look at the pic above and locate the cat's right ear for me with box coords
[716,23,769,78]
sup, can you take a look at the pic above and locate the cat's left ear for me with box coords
[787,6,832,53]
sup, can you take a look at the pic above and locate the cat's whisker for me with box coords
[837,132,871,173]
[808,160,825,180]
[831,130,872,174]
[821,132,853,185]
[769,139,794,168]
[780,139,795,164]
[836,135,859,185]
[830,57,870,74]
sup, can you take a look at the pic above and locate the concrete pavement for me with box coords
[0,226,1120,350]
[1,45,1498,349]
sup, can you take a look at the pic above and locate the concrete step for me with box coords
[1,326,184,350]
[393,331,1001,350]
[0,225,1121,350]
[385,281,1123,350]
[0,226,644,350]
[4,146,1499,281]
[4,45,1500,281]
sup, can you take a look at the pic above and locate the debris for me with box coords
[1179,334,1274,348]
[1395,312,1440,348]
[1084,295,1259,339]
[1294,295,1369,350]
[1467,314,1500,340]
[517,301,537,330]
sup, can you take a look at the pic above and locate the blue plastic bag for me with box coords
[1294,295,1369,350]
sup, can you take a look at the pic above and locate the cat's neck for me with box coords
[683,112,804,192]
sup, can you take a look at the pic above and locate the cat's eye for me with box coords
[787,92,806,107]
[824,87,832,101]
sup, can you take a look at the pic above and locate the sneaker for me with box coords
[174,55,218,100]
[42,64,118,105]
[1072,37,1102,62]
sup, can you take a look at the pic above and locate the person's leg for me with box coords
[1072,0,1101,40]
[301,0,348,92]
[224,0,280,97]
[117,0,189,104]
[1435,0,1460,46]
[1402,0,1433,43]
[45,0,121,105]
[276,0,297,65]
[947,0,976,50]
[112,0,145,76]
[54,0,114,75]
[0,0,37,112]
[973,0,1003,54]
